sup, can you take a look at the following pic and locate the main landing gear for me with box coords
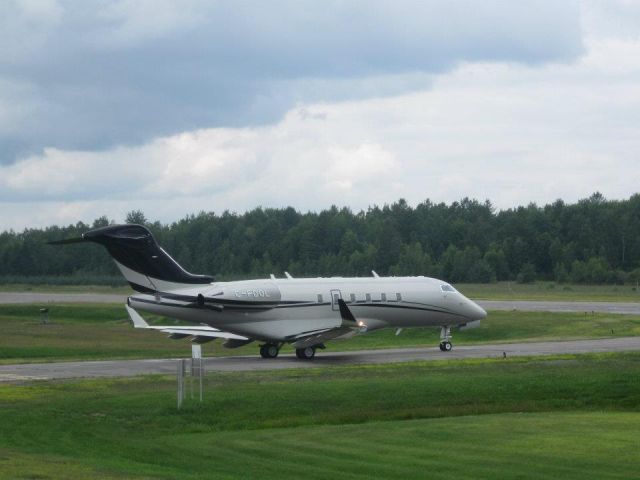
[439,326,453,352]
[260,343,324,360]
[259,343,280,359]
[295,346,316,360]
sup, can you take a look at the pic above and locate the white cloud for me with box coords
[94,0,207,47]
[0,0,63,62]
[325,144,398,192]
[1,2,639,230]
[0,1,583,162]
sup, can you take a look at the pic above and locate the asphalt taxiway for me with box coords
[0,292,126,304]
[1,336,639,382]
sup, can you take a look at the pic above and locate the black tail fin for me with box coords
[50,224,213,292]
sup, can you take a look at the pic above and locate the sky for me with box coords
[0,0,639,230]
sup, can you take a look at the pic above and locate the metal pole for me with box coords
[177,359,182,410]
[199,357,204,402]
[177,359,185,410]
[190,358,194,400]
[182,359,186,403]
[40,308,50,325]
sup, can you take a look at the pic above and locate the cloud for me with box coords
[0,0,583,163]
[324,144,398,192]
[3,2,640,231]
[1,23,638,232]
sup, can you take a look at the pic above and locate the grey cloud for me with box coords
[0,0,584,163]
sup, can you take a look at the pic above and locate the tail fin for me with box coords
[50,224,213,293]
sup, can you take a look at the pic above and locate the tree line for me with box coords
[1,192,639,285]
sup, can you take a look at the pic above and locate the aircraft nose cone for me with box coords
[471,301,487,320]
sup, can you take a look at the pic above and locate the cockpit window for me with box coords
[441,284,456,293]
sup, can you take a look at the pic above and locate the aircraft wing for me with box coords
[125,305,248,341]
[289,326,357,348]
[289,300,366,348]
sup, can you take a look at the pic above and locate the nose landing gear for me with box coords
[439,326,453,352]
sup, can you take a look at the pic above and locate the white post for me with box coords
[199,357,204,403]
[191,345,202,362]
[177,359,185,410]
[189,345,205,403]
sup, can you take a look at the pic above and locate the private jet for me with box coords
[52,224,486,359]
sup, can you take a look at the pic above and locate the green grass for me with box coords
[0,353,639,479]
[0,304,192,363]
[2,304,640,364]
[457,281,640,302]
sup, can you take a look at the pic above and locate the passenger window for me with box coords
[333,293,340,303]
[381,293,387,302]
[317,294,323,303]
[350,293,356,302]
[365,293,371,302]
[396,293,402,301]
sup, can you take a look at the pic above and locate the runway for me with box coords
[1,336,639,382]
[479,300,640,315]
[0,292,126,304]
[1,292,639,314]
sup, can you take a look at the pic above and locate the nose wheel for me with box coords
[439,326,453,352]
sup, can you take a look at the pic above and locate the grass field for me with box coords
[2,280,640,301]
[0,353,639,479]
[2,303,640,364]
[456,281,640,302]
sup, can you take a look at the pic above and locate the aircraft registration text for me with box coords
[233,289,270,298]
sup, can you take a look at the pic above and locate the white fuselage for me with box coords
[128,275,486,343]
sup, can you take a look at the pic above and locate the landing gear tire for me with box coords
[439,341,452,352]
[260,343,279,359]
[296,346,316,360]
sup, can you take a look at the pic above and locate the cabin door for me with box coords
[330,289,342,311]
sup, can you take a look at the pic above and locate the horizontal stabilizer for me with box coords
[125,305,249,341]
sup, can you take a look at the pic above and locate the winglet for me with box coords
[337,299,356,323]
[125,305,150,329]
[284,271,293,279]
[372,270,380,278]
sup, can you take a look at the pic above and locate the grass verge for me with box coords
[457,281,640,302]
[0,353,639,479]
[2,304,640,364]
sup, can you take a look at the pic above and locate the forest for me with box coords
[1,192,639,285]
